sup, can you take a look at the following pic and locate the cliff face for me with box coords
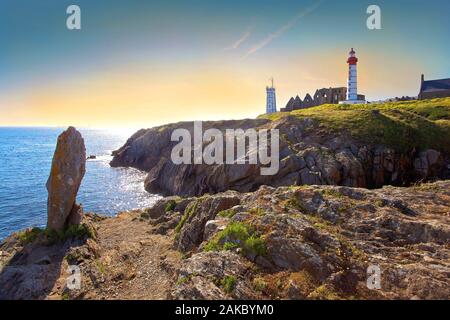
[111,113,449,197]
[1,181,449,299]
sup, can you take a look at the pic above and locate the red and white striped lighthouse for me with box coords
[340,48,366,104]
[347,48,358,101]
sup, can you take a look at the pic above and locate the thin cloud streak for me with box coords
[243,1,322,59]
[224,29,252,51]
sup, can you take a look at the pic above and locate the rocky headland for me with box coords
[110,99,450,197]
[0,98,449,300]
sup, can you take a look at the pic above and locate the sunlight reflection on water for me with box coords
[0,127,161,240]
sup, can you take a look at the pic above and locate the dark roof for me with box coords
[304,93,313,101]
[292,96,302,108]
[421,78,450,93]
[285,97,295,108]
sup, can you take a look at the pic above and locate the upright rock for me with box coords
[46,127,86,231]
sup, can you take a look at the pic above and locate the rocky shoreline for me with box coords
[110,116,449,197]
[1,181,449,299]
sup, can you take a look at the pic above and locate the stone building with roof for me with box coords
[419,74,450,100]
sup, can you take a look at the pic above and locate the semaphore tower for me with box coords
[266,78,277,114]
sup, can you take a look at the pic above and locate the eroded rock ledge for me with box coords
[1,181,449,300]
[164,181,450,300]
[110,116,450,197]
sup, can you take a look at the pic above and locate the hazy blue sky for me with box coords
[1,0,449,127]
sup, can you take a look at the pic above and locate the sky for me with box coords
[1,0,449,128]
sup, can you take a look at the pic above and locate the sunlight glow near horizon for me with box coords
[1,0,449,128]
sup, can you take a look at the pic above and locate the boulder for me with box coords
[46,127,86,231]
[172,251,257,299]
[176,193,241,252]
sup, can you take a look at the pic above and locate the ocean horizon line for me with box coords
[0,125,144,133]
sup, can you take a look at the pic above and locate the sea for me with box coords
[0,127,160,241]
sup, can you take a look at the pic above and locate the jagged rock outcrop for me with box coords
[169,181,450,300]
[46,127,86,231]
[175,194,240,252]
[1,181,449,299]
[110,116,449,197]
[172,251,258,300]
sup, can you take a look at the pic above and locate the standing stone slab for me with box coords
[46,127,86,231]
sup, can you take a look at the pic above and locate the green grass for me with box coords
[220,275,237,294]
[303,214,338,233]
[249,207,265,216]
[259,98,450,153]
[217,208,236,218]
[17,224,95,246]
[164,200,177,212]
[175,214,188,234]
[204,221,249,251]
[223,241,238,250]
[46,224,96,244]
[203,221,267,256]
[17,227,40,245]
[412,183,442,192]
[252,277,268,292]
[95,259,107,274]
[321,189,344,199]
[285,197,307,213]
[175,200,199,234]
[140,211,149,219]
[375,199,385,207]
[17,227,42,245]
[244,235,267,256]
[176,275,193,286]
[308,284,341,300]
[61,292,70,300]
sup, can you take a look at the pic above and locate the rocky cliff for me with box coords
[111,99,450,197]
[1,181,448,299]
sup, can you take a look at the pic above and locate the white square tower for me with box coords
[266,78,277,114]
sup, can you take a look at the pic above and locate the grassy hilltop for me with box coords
[260,98,450,153]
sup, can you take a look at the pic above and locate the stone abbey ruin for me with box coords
[281,87,366,112]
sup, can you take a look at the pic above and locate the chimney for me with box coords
[419,74,425,100]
